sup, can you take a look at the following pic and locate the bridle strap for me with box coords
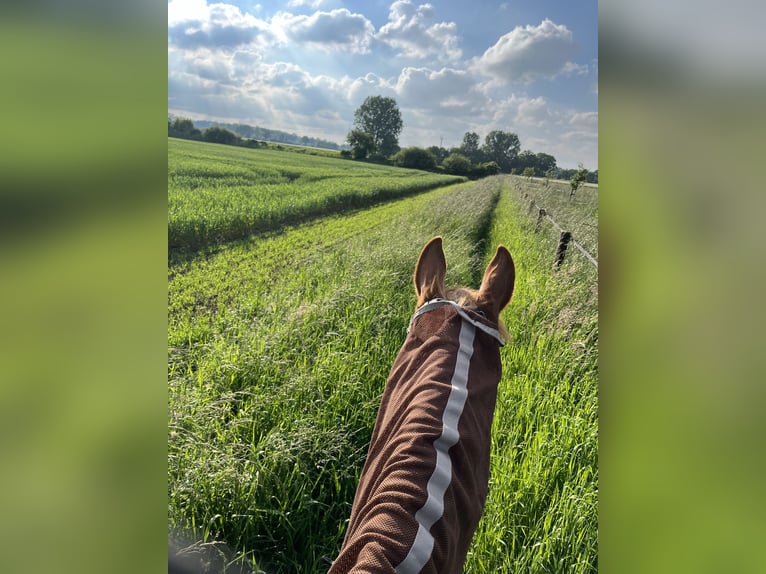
[407,298,505,346]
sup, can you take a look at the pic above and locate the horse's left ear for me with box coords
[414,237,446,306]
[478,246,515,319]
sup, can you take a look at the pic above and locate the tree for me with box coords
[459,131,483,164]
[469,161,500,179]
[442,153,471,176]
[346,130,376,160]
[351,96,403,157]
[479,161,500,176]
[168,117,201,140]
[202,126,241,145]
[427,145,449,164]
[522,167,536,179]
[569,162,590,199]
[535,152,557,177]
[516,150,537,174]
[482,130,520,173]
[392,147,436,171]
[512,149,557,177]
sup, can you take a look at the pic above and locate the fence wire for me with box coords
[512,176,599,269]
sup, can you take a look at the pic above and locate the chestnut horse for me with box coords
[328,237,515,574]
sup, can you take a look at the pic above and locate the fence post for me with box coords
[535,208,546,233]
[528,198,536,214]
[554,231,572,267]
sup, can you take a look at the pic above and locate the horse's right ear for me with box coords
[478,245,515,319]
[414,237,446,306]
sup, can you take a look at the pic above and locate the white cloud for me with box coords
[515,96,554,128]
[168,0,210,26]
[476,19,578,83]
[393,67,482,113]
[168,1,271,49]
[287,0,327,8]
[376,0,462,61]
[346,73,395,106]
[271,9,375,53]
[560,61,590,76]
[569,111,598,129]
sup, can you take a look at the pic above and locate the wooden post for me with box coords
[555,231,572,267]
[528,198,536,214]
[535,208,546,233]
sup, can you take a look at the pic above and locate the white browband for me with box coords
[407,298,506,346]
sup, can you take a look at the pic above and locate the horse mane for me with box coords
[445,287,510,342]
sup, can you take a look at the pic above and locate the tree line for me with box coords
[168,95,597,184]
[344,96,597,183]
[168,117,341,151]
[168,118,270,148]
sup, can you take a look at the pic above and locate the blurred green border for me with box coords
[0,6,168,574]
[3,2,765,572]
[600,2,766,571]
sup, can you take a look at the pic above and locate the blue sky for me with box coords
[168,0,597,169]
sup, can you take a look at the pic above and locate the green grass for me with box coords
[509,175,598,259]
[465,185,598,572]
[169,178,503,572]
[168,138,464,250]
[168,170,597,572]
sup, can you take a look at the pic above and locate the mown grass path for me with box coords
[168,174,597,573]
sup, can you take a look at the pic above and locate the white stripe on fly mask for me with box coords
[396,309,476,574]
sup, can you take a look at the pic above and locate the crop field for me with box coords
[168,140,597,573]
[169,138,464,250]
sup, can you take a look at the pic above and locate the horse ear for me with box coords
[478,245,515,319]
[414,237,446,305]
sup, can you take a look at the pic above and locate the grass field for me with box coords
[169,138,464,251]
[168,139,597,573]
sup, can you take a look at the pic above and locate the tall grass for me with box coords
[169,179,503,572]
[168,138,464,250]
[464,184,598,572]
[168,174,597,573]
[509,175,598,258]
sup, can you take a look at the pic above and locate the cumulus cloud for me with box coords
[476,19,578,83]
[180,51,236,84]
[271,9,375,53]
[346,73,395,106]
[168,0,270,49]
[515,96,555,127]
[170,57,352,135]
[376,0,462,61]
[394,67,482,113]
